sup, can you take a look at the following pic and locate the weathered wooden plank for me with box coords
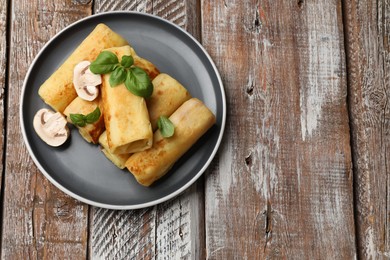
[343,0,390,258]
[1,1,91,259]
[203,0,356,258]
[89,1,204,259]
[89,207,156,259]
[155,181,205,260]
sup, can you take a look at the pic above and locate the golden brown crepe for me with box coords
[63,97,104,144]
[98,131,130,169]
[38,24,129,112]
[101,46,153,154]
[125,98,216,186]
[147,73,191,130]
[129,46,160,80]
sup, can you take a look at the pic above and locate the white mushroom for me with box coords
[33,108,70,147]
[73,61,101,101]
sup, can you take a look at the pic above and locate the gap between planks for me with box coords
[340,1,361,259]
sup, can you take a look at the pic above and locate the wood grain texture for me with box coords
[203,0,356,258]
[343,0,390,259]
[89,1,204,259]
[89,207,156,259]
[154,182,205,260]
[1,1,91,259]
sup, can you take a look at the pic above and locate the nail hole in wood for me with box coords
[254,9,261,33]
[298,0,304,8]
[245,153,252,166]
[246,83,254,96]
[255,17,260,27]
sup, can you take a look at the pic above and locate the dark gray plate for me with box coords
[20,11,226,209]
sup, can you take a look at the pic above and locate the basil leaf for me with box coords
[121,55,134,68]
[157,116,175,138]
[85,107,101,124]
[92,51,118,65]
[109,66,127,87]
[69,107,101,127]
[90,64,118,74]
[125,67,153,98]
[70,113,87,127]
[89,51,119,74]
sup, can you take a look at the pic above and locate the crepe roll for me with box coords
[129,46,160,80]
[126,98,216,186]
[38,24,128,112]
[102,46,153,154]
[147,73,191,130]
[99,131,130,169]
[63,97,104,144]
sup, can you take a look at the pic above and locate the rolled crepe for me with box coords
[102,45,153,154]
[125,98,216,186]
[38,24,129,112]
[98,131,129,169]
[63,97,104,144]
[129,46,160,80]
[147,73,191,130]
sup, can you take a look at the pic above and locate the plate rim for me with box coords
[19,11,226,210]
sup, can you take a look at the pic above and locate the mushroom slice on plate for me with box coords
[33,108,70,147]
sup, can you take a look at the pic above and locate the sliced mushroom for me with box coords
[33,108,70,147]
[73,61,101,101]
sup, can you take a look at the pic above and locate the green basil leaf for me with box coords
[157,116,175,138]
[69,107,100,127]
[124,67,153,98]
[125,69,136,92]
[92,51,118,65]
[121,55,134,68]
[89,64,118,74]
[89,51,119,74]
[70,113,87,127]
[85,107,101,124]
[109,66,127,87]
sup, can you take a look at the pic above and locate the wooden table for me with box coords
[0,0,388,259]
